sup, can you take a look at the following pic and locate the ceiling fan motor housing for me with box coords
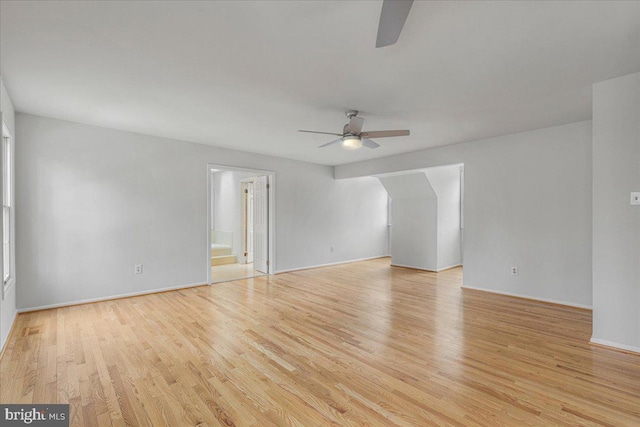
[343,125,357,135]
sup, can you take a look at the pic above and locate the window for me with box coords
[2,122,13,298]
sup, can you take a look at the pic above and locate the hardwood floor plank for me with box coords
[2,259,640,426]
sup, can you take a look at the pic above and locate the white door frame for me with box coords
[206,164,276,285]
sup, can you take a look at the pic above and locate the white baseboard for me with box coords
[436,263,462,272]
[461,285,592,310]
[390,263,436,272]
[0,310,18,359]
[275,255,390,274]
[390,263,462,272]
[17,281,207,313]
[590,338,640,355]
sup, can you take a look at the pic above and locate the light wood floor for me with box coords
[2,258,639,426]
[211,262,265,284]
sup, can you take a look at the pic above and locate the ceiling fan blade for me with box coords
[376,0,414,48]
[360,130,410,138]
[344,116,364,134]
[318,138,343,148]
[362,139,380,149]
[298,130,343,136]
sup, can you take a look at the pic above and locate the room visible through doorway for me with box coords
[208,166,274,284]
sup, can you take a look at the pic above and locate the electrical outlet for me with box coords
[511,266,518,275]
[135,264,143,274]
[631,192,640,205]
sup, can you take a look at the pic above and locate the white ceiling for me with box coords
[1,1,639,166]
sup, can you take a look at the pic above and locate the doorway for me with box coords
[207,165,274,284]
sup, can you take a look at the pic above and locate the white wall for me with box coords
[379,173,438,270]
[1,79,15,134]
[16,113,389,310]
[592,72,640,352]
[337,121,593,308]
[0,77,17,350]
[378,166,462,272]
[424,165,462,270]
[212,170,256,256]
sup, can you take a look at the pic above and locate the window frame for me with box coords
[2,121,14,299]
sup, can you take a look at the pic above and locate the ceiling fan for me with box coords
[298,110,410,150]
[376,0,414,48]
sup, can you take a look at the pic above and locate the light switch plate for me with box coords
[631,192,640,206]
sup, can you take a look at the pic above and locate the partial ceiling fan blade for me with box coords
[298,130,343,136]
[318,138,343,148]
[344,116,364,134]
[362,139,380,149]
[376,0,414,48]
[360,129,410,138]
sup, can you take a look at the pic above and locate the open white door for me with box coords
[241,181,254,264]
[253,175,269,273]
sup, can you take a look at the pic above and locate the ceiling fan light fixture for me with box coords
[342,135,362,150]
[300,110,410,150]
